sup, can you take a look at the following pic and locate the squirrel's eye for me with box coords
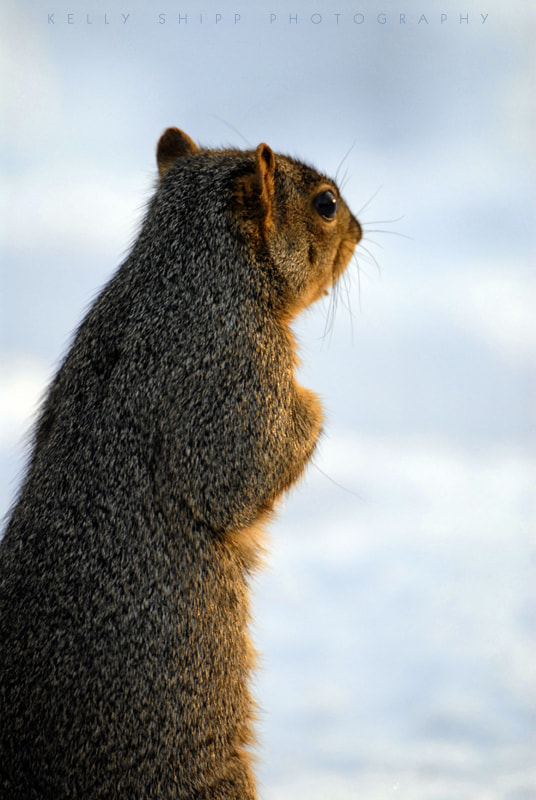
[313,190,338,220]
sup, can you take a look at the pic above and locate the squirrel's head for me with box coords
[231,142,362,320]
[156,127,362,320]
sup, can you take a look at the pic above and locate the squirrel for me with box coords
[0,127,361,799]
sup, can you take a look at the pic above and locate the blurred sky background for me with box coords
[1,0,535,797]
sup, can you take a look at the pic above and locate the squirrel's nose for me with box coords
[351,214,363,244]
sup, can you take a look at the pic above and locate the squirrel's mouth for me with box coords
[331,219,362,286]
[312,220,362,304]
[288,215,362,315]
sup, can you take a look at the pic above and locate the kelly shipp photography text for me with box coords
[44,10,491,26]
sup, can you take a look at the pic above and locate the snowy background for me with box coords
[1,0,535,797]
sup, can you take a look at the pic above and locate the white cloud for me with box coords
[0,3,61,154]
[458,274,536,363]
[0,353,50,450]
[307,429,535,549]
[2,167,149,259]
[337,252,536,368]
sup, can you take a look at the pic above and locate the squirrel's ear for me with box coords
[255,143,275,221]
[157,128,199,180]
[232,143,276,236]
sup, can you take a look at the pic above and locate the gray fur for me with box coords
[0,133,360,799]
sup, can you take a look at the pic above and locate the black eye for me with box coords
[314,190,338,220]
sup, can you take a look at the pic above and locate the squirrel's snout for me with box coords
[351,214,363,244]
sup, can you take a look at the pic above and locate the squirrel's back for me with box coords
[0,128,361,799]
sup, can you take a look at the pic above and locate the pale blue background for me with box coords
[1,1,534,797]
